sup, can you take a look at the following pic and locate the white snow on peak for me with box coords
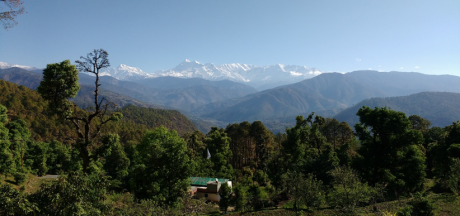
[148,60,322,87]
[99,64,156,80]
[0,62,41,71]
[1,59,323,88]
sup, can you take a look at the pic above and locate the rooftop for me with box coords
[189,177,229,186]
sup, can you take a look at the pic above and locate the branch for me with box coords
[67,116,85,139]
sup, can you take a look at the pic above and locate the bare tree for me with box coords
[0,0,25,29]
[71,49,122,172]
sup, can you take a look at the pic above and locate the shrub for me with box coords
[397,193,437,216]
[14,172,27,184]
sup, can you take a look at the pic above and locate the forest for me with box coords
[1,50,460,216]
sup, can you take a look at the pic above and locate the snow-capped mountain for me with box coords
[100,64,156,80]
[0,62,40,71]
[1,60,323,89]
[151,59,322,89]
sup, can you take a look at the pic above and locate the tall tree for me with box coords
[0,0,25,29]
[38,51,122,172]
[129,126,191,206]
[354,106,426,194]
[204,127,234,179]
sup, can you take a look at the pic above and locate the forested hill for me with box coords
[117,105,197,135]
[0,79,197,144]
[0,67,158,109]
[335,92,460,127]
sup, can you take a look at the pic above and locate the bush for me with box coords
[14,172,27,184]
[397,193,437,216]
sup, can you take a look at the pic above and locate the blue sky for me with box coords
[1,0,459,75]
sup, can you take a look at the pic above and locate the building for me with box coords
[189,177,232,203]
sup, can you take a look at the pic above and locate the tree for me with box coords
[328,166,377,213]
[219,183,231,213]
[0,184,37,215]
[0,105,15,175]
[282,113,339,183]
[282,171,325,213]
[232,184,248,212]
[0,0,25,29]
[29,172,112,215]
[409,115,431,133]
[38,50,123,172]
[37,60,80,117]
[95,134,130,184]
[354,106,426,194]
[204,127,234,179]
[129,126,191,206]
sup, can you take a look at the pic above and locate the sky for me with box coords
[0,0,459,75]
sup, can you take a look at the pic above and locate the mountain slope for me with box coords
[0,67,259,112]
[195,71,460,123]
[0,79,198,145]
[0,68,156,109]
[346,70,460,96]
[334,92,460,127]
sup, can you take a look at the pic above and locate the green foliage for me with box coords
[130,126,191,206]
[13,172,27,184]
[29,172,112,215]
[26,141,48,176]
[282,171,325,212]
[354,106,426,194]
[118,105,197,136]
[0,184,38,215]
[248,184,266,210]
[447,158,460,194]
[0,106,15,175]
[47,140,71,174]
[37,60,80,117]
[205,127,234,179]
[96,134,130,183]
[397,193,437,216]
[283,113,339,184]
[328,166,377,213]
[232,184,248,212]
[254,170,268,186]
[219,182,231,213]
[0,104,7,124]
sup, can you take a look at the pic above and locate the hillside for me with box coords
[0,79,198,145]
[0,67,258,112]
[334,92,460,127]
[194,71,460,122]
[0,67,156,109]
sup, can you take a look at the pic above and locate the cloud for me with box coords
[400,67,404,70]
[368,68,372,70]
[356,58,362,62]
[415,66,419,69]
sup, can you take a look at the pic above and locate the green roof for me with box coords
[189,177,229,186]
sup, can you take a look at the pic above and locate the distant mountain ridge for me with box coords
[195,71,460,122]
[0,67,258,113]
[94,59,322,90]
[334,92,460,128]
[0,61,40,71]
[0,60,321,90]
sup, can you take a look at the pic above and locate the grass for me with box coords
[1,173,56,194]
[225,192,460,216]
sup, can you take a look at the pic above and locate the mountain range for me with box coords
[335,92,460,128]
[3,61,460,133]
[194,70,460,123]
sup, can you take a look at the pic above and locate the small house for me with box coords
[189,177,232,203]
